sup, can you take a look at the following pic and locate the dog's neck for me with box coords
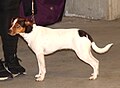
[19,24,38,46]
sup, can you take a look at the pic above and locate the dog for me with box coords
[8,17,113,81]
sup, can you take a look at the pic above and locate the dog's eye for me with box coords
[16,25,21,28]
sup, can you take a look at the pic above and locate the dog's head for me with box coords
[8,17,33,36]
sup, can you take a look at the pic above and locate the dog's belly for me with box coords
[44,48,58,55]
[43,44,72,55]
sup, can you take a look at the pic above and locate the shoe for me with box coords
[0,59,13,80]
[5,56,26,77]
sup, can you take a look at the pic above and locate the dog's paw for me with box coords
[89,75,97,80]
[35,74,45,82]
[35,74,40,78]
[36,75,45,82]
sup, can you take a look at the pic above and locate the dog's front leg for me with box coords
[35,53,46,81]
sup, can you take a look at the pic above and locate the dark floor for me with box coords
[0,17,120,88]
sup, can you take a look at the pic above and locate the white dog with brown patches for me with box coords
[8,17,113,81]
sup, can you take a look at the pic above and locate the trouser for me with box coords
[0,10,19,62]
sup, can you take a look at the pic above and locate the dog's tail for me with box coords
[91,42,113,54]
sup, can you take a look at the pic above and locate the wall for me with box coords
[108,0,120,20]
[65,0,120,20]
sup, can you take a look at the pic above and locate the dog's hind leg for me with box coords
[75,49,99,80]
[74,41,99,80]
[89,52,99,80]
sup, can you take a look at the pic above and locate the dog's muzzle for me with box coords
[8,29,15,36]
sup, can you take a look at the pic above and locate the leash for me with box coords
[31,0,36,24]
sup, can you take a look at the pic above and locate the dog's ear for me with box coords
[25,19,33,33]
[25,19,33,26]
[25,25,33,33]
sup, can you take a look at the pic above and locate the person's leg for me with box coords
[0,12,14,80]
[0,10,25,80]
[1,32,26,76]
